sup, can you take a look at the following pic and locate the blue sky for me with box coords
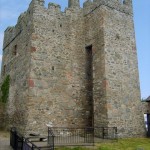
[0,0,149,99]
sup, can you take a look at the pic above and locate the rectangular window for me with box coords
[3,65,6,75]
[13,45,17,56]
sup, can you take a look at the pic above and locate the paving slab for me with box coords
[0,131,12,150]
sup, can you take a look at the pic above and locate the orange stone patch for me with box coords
[28,79,34,87]
[31,47,36,52]
[103,79,109,89]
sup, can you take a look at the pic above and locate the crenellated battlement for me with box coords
[3,11,29,50]
[48,3,61,14]
[93,0,132,6]
[26,0,133,20]
[17,12,27,24]
[83,0,92,7]
[3,0,133,51]
[68,0,80,8]
[28,0,45,13]
[3,27,16,49]
[83,0,133,15]
[4,26,15,33]
[32,0,45,6]
[123,0,132,5]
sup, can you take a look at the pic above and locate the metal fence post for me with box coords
[48,127,55,150]
[10,127,17,149]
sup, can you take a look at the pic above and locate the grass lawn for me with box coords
[96,138,150,150]
[58,138,150,150]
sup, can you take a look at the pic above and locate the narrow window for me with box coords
[52,66,54,70]
[3,65,6,75]
[85,45,93,127]
[13,45,17,56]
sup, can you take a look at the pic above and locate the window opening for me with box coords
[13,45,17,56]
[52,66,54,70]
[3,65,6,75]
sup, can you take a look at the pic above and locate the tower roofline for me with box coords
[68,0,80,8]
[83,0,133,16]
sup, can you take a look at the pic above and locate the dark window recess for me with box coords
[52,66,54,70]
[3,65,6,75]
[60,24,62,27]
[115,34,120,40]
[85,45,93,127]
[13,45,17,55]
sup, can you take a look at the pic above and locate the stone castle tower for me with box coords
[1,0,146,137]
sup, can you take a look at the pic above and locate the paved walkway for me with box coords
[0,131,12,150]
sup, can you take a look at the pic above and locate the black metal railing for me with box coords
[10,127,54,150]
[10,127,117,150]
[48,127,94,146]
[22,138,42,150]
[48,128,55,149]
[94,127,117,140]
[48,127,117,147]
[10,127,16,149]
[10,127,23,150]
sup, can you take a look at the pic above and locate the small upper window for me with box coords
[3,65,6,75]
[13,45,17,56]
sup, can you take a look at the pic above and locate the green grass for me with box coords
[57,148,86,150]
[57,138,150,150]
[97,138,150,150]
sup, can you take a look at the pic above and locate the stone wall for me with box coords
[100,5,145,137]
[84,1,108,128]
[1,5,33,132]
[25,1,87,134]
[0,103,5,129]
[83,0,146,137]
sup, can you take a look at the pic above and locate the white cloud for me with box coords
[0,54,2,61]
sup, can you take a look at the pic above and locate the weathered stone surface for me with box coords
[0,103,5,129]
[0,0,146,137]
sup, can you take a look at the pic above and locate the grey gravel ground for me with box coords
[0,131,12,150]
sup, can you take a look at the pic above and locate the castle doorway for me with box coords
[85,45,94,127]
